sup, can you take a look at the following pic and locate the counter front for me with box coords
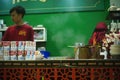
[0,59,120,80]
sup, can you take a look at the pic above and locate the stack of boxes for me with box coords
[18,41,25,60]
[25,41,36,60]
[0,41,36,61]
[10,41,17,60]
[0,41,3,60]
[3,41,10,60]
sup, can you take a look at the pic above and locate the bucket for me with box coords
[75,45,102,59]
[78,46,91,59]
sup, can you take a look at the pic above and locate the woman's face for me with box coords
[10,11,22,24]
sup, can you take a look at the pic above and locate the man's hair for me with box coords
[9,6,26,18]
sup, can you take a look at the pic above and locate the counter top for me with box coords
[0,59,119,68]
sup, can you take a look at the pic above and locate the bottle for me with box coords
[74,43,80,60]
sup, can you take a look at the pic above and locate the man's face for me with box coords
[10,11,22,24]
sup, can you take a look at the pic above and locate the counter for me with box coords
[0,59,120,80]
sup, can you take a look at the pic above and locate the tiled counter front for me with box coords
[0,59,120,80]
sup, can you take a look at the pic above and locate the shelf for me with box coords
[34,39,46,42]
[107,11,120,20]
[33,27,45,30]
[0,27,45,31]
[0,28,7,31]
[34,27,47,42]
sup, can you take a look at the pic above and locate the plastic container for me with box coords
[40,51,50,58]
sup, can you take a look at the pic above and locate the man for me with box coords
[2,6,34,41]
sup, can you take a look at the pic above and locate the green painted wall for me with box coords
[0,11,108,57]
[0,1,109,58]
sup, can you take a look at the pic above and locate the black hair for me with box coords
[9,6,26,18]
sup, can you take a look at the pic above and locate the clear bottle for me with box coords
[74,43,80,60]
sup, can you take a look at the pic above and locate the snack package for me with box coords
[25,41,36,60]
[2,41,10,60]
[30,42,36,60]
[18,41,25,60]
[10,41,17,60]
[0,41,3,60]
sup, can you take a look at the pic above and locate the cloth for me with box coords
[89,22,108,45]
[2,24,34,41]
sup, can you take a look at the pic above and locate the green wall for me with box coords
[0,11,108,57]
[0,1,109,58]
